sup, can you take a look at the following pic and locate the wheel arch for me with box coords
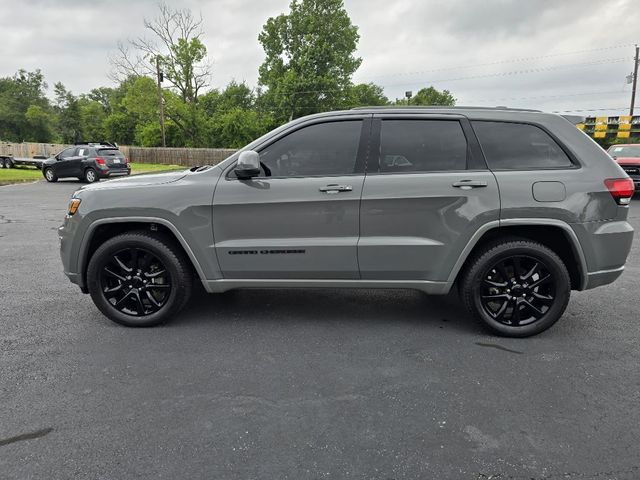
[79,218,208,292]
[449,219,588,291]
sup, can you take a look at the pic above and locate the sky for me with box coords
[0,0,638,116]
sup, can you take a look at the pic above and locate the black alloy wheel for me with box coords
[86,231,193,327]
[461,239,571,337]
[480,255,555,327]
[100,247,171,317]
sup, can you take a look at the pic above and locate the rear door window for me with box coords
[472,121,573,170]
[377,120,468,173]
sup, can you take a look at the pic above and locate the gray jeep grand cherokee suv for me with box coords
[58,107,635,337]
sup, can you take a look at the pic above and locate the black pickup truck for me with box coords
[0,155,48,170]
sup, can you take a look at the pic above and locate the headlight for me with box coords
[67,198,81,216]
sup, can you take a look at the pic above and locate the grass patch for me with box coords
[0,163,185,185]
[130,163,184,174]
[0,166,43,182]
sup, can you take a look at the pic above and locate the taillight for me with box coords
[604,178,634,205]
[95,157,106,166]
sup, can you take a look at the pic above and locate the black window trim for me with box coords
[224,117,370,180]
[366,116,485,176]
[470,119,582,171]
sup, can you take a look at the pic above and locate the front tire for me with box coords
[44,168,58,182]
[84,168,98,183]
[3,158,13,169]
[86,231,193,327]
[460,239,571,337]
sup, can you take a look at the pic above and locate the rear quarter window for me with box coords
[472,121,573,170]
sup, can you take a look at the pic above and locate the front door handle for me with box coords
[452,180,488,190]
[319,184,353,194]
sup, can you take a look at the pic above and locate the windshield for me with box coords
[608,145,640,157]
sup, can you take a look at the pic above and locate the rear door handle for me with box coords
[319,184,353,194]
[452,180,488,190]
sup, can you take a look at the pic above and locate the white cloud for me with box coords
[0,0,638,115]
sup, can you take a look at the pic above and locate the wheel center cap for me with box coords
[511,284,524,295]
[132,276,144,288]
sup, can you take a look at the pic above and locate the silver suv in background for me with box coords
[58,107,635,337]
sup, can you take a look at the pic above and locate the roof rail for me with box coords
[74,141,119,148]
[350,105,542,113]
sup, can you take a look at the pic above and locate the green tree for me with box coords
[102,77,140,144]
[110,3,211,103]
[210,108,272,148]
[345,83,388,108]
[86,87,117,114]
[25,105,53,142]
[258,0,362,122]
[78,100,107,141]
[53,82,82,143]
[0,69,52,142]
[109,3,213,145]
[397,86,456,106]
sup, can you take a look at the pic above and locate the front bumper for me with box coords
[59,214,85,291]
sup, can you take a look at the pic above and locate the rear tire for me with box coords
[3,158,13,169]
[460,239,571,337]
[84,168,98,183]
[86,231,193,327]
[44,168,58,182]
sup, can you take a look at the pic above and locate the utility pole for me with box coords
[156,56,166,147]
[630,44,639,117]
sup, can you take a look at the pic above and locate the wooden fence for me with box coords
[0,142,237,167]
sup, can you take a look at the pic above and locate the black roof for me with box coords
[74,142,119,148]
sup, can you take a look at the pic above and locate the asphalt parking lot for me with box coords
[1,179,639,479]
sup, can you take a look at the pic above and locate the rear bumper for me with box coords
[584,266,625,290]
[572,220,634,290]
[98,168,130,178]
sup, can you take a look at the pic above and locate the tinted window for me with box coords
[378,120,468,173]
[258,121,362,177]
[472,121,572,169]
[98,148,125,158]
[59,147,76,159]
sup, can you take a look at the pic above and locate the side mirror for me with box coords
[234,151,261,180]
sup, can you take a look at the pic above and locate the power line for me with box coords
[378,58,632,88]
[462,89,628,104]
[361,43,640,80]
[206,57,633,99]
[551,107,629,113]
